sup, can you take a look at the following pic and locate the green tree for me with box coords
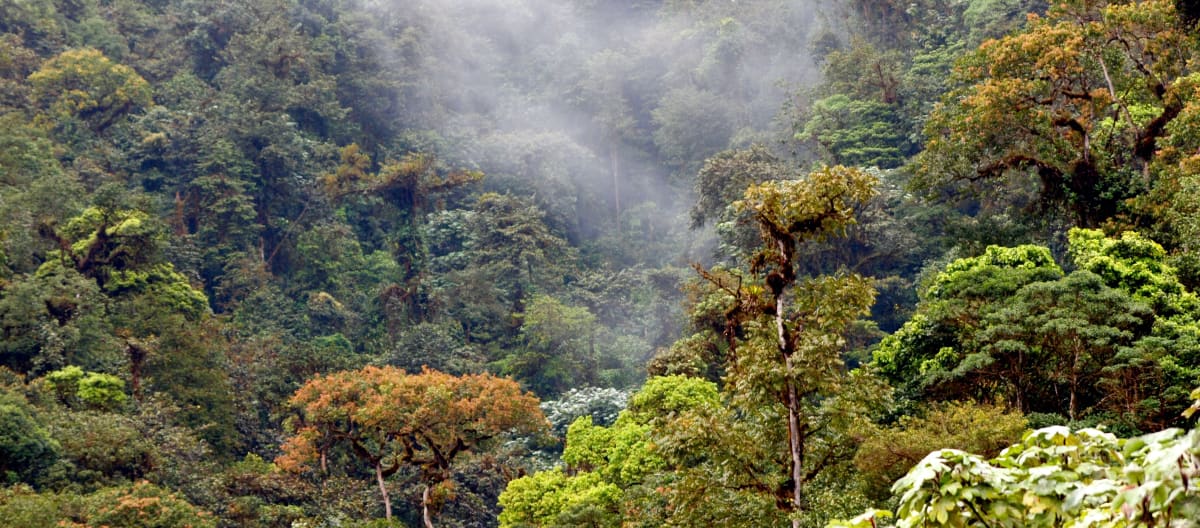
[501,294,600,397]
[28,48,152,132]
[719,165,878,526]
[800,95,908,169]
[0,386,58,483]
[0,262,118,374]
[498,375,714,528]
[0,480,216,528]
[652,86,736,178]
[876,229,1200,430]
[40,408,156,489]
[874,244,1067,400]
[70,480,217,528]
[430,193,575,345]
[977,270,1151,420]
[45,365,127,411]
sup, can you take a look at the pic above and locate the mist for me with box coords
[349,0,835,263]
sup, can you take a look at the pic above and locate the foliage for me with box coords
[28,47,151,132]
[0,387,58,483]
[0,260,119,374]
[914,0,1198,227]
[497,468,622,528]
[874,229,1200,430]
[800,95,908,169]
[852,402,1027,500]
[500,294,600,397]
[45,365,127,410]
[0,480,214,528]
[832,424,1200,527]
[69,480,216,528]
[506,166,887,527]
[498,375,711,528]
[278,366,548,522]
[17,0,1200,526]
[539,386,631,439]
[41,408,156,489]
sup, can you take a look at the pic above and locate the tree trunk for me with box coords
[376,462,392,521]
[779,294,804,528]
[126,341,146,401]
[610,140,621,222]
[787,382,804,528]
[1069,345,1081,422]
[423,484,435,528]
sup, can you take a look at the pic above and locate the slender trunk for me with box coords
[787,382,804,528]
[1069,381,1078,422]
[423,484,435,528]
[376,462,392,521]
[1015,350,1026,413]
[776,297,787,350]
[610,140,620,222]
[779,294,803,528]
[1069,345,1081,421]
[127,342,145,402]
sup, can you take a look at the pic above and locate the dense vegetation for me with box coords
[3,0,1200,526]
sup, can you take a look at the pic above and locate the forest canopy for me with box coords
[2,0,1200,527]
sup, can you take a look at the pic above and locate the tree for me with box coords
[79,481,216,528]
[652,86,736,178]
[539,386,631,439]
[689,146,793,263]
[28,48,152,133]
[691,165,880,526]
[501,294,600,397]
[0,386,58,483]
[914,0,1198,227]
[41,193,208,319]
[574,49,640,218]
[498,375,715,528]
[979,270,1150,420]
[277,366,548,526]
[800,95,908,169]
[0,260,118,374]
[44,365,127,411]
[430,193,575,343]
[875,244,1064,398]
[875,229,1200,431]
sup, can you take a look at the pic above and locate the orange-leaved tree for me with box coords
[276,366,547,527]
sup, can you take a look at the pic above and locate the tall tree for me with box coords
[717,166,878,526]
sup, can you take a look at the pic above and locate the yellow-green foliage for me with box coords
[497,468,621,528]
[735,165,878,243]
[1069,228,1197,314]
[76,372,125,410]
[45,365,127,410]
[499,375,721,527]
[27,48,151,129]
[105,264,209,320]
[562,415,663,487]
